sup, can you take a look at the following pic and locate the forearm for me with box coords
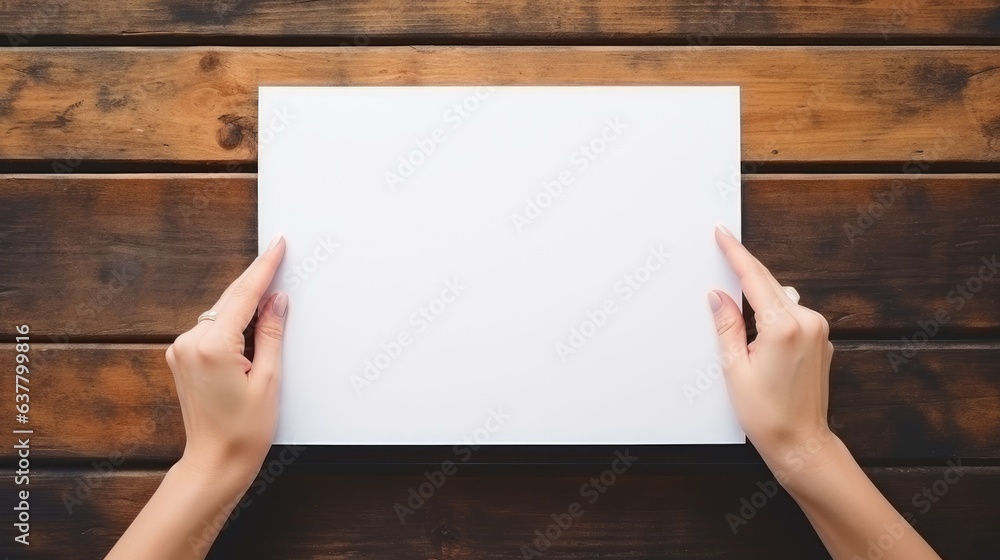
[765,435,939,560]
[106,458,255,560]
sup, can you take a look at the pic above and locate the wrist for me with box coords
[756,426,851,490]
[174,451,260,497]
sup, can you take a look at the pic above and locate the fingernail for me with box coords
[708,290,723,313]
[273,292,288,318]
[716,224,735,238]
[267,233,283,251]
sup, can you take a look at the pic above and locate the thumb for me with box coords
[708,289,748,372]
[252,291,288,386]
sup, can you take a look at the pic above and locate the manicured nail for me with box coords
[267,233,283,251]
[716,224,735,238]
[708,290,723,312]
[273,292,288,318]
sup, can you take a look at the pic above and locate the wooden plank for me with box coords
[0,345,182,460]
[0,174,257,340]
[2,174,998,339]
[8,466,999,558]
[1,342,997,461]
[832,342,1000,460]
[0,47,998,163]
[744,174,1000,334]
[2,1,999,43]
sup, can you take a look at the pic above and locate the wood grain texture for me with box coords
[0,174,257,340]
[1,342,997,461]
[7,466,999,558]
[2,1,1000,42]
[2,174,998,339]
[0,47,998,163]
[0,344,182,460]
[0,5,996,558]
[743,174,1000,334]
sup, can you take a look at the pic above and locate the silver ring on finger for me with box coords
[198,310,219,324]
[782,286,800,305]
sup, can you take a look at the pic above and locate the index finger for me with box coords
[213,234,286,334]
[714,226,791,314]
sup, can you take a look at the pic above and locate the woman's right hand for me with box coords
[708,225,837,476]
[165,233,289,485]
[707,225,940,560]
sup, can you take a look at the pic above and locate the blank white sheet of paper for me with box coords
[258,85,744,445]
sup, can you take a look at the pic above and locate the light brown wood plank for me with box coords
[9,466,999,558]
[2,174,998,339]
[1,342,996,461]
[2,1,999,43]
[0,47,998,163]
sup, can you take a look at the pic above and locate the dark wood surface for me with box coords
[4,467,999,559]
[1,1,998,558]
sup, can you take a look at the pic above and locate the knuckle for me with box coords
[754,303,783,328]
[770,319,801,342]
[169,332,195,360]
[194,336,226,361]
[800,311,830,339]
[817,314,831,338]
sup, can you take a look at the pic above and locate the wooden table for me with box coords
[1,2,999,558]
